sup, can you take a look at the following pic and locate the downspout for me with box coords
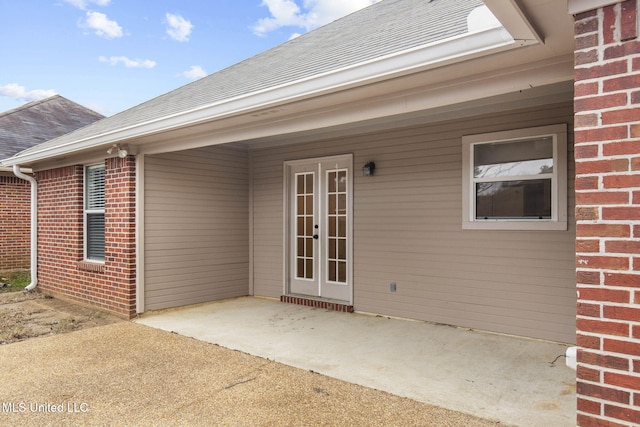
[12,165,38,291]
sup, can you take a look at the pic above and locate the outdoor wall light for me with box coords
[362,161,376,176]
[107,144,128,158]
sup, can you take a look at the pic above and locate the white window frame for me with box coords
[462,124,567,231]
[84,163,106,262]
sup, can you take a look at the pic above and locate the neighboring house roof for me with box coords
[0,95,103,159]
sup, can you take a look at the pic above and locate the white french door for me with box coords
[285,155,353,303]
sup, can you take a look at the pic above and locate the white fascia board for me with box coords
[567,0,623,14]
[2,26,523,167]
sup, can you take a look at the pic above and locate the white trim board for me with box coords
[567,0,623,14]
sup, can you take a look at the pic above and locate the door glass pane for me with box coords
[338,217,346,237]
[328,194,337,214]
[297,238,304,257]
[305,259,313,279]
[328,171,337,193]
[306,174,314,194]
[329,216,336,236]
[297,259,305,279]
[338,239,346,260]
[338,194,346,213]
[297,196,304,215]
[338,262,346,283]
[305,195,313,215]
[305,238,313,257]
[337,171,347,192]
[329,238,336,259]
[329,261,337,282]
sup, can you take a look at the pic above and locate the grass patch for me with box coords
[0,270,31,293]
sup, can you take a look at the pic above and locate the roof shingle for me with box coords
[0,95,103,159]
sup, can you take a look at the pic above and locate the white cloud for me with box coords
[99,56,156,69]
[83,11,123,39]
[0,84,57,102]
[64,0,111,10]
[252,0,380,36]
[165,13,193,42]
[252,0,301,35]
[182,66,207,80]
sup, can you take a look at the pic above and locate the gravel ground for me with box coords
[0,322,502,426]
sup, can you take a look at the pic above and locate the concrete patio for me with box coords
[135,296,576,426]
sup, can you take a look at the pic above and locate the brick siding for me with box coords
[0,175,31,270]
[35,157,136,318]
[574,1,640,425]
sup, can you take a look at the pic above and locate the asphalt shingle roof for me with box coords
[0,95,103,159]
[10,0,483,159]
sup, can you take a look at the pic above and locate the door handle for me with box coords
[313,234,319,239]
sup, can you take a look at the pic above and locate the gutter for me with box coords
[12,165,38,291]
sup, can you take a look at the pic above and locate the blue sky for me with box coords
[0,0,379,116]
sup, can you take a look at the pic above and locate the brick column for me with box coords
[574,1,640,425]
[104,156,137,317]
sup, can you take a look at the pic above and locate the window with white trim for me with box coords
[85,164,105,261]
[462,124,567,231]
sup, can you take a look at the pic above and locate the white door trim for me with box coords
[283,154,353,304]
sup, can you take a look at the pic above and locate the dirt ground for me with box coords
[0,290,121,345]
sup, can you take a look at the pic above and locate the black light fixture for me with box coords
[362,161,376,176]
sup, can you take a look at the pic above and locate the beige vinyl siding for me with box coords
[144,145,249,311]
[251,101,576,343]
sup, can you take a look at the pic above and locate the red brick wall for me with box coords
[0,176,31,270]
[36,157,136,318]
[574,1,640,425]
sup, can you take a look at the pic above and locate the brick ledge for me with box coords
[77,261,105,273]
[280,295,353,312]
